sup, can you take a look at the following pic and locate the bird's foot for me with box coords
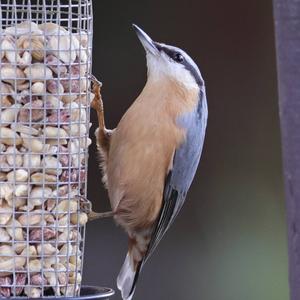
[77,195,114,221]
[78,195,92,213]
[90,75,103,113]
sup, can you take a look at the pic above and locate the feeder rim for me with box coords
[8,286,115,300]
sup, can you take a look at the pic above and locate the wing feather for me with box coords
[128,89,208,297]
[145,88,207,263]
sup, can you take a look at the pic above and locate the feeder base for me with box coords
[10,286,115,300]
[79,286,115,299]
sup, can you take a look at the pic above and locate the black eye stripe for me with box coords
[154,43,204,86]
[156,45,181,62]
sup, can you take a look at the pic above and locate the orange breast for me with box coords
[106,78,199,231]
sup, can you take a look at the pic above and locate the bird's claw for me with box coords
[89,74,102,88]
[77,195,114,221]
[77,195,92,214]
[90,75,102,98]
[90,75,103,112]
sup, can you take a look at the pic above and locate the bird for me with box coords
[90,24,208,300]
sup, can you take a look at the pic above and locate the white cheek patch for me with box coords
[166,60,198,88]
[146,52,198,89]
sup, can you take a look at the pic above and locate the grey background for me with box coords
[83,0,289,299]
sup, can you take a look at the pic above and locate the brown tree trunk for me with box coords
[273,1,300,299]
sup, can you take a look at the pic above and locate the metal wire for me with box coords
[0,0,93,297]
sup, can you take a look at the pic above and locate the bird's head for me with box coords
[133,24,204,90]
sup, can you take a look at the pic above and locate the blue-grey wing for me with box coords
[129,90,208,294]
[145,88,208,261]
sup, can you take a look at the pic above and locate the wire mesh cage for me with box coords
[0,0,93,297]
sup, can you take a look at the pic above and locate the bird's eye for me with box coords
[174,52,184,63]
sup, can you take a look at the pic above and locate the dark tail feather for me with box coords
[117,229,152,299]
[128,261,142,297]
[117,253,143,300]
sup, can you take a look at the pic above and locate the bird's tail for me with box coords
[117,230,151,300]
[117,252,141,300]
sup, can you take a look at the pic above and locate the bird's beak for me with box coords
[132,24,159,55]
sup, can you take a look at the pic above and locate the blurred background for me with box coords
[84,0,289,299]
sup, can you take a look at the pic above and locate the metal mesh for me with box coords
[0,0,93,297]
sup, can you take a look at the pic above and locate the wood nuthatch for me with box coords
[90,24,208,300]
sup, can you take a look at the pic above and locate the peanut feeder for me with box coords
[0,0,100,297]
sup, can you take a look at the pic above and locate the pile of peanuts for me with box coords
[0,21,93,297]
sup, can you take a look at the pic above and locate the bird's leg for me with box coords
[90,75,111,151]
[91,76,105,128]
[88,210,115,221]
[78,195,114,221]
[88,76,114,220]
